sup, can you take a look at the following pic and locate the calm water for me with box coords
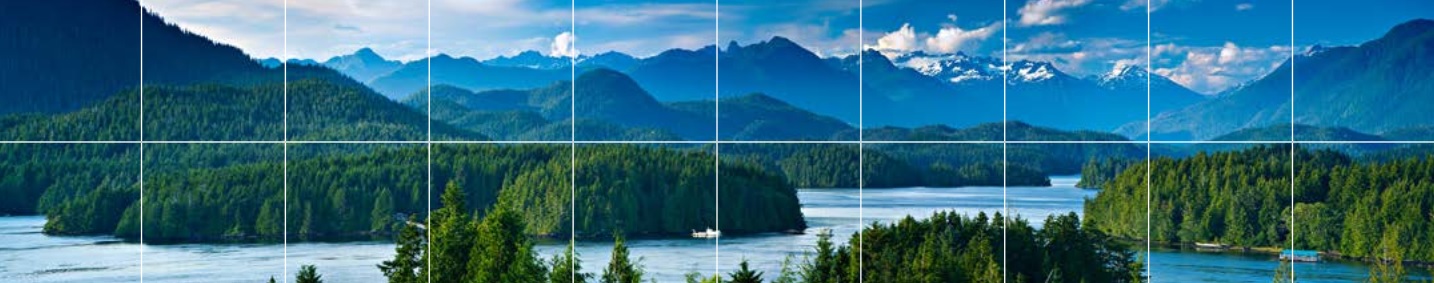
[1,176,1422,282]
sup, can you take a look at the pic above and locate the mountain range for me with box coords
[313,36,1214,134]
[5,0,1434,143]
[1124,19,1434,140]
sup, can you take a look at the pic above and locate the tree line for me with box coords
[1085,144,1434,264]
[34,144,805,242]
[373,208,1142,283]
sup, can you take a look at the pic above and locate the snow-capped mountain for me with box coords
[1005,60,1069,84]
[1095,63,1185,92]
[887,51,1095,86]
[888,51,1003,85]
[481,50,570,70]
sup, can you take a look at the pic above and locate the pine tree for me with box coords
[804,230,838,283]
[550,243,592,283]
[295,265,322,283]
[378,215,425,283]
[467,206,547,283]
[428,180,474,283]
[771,254,799,283]
[729,260,764,283]
[601,234,644,283]
[1368,227,1407,283]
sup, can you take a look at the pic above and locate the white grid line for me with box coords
[137,0,145,281]
[713,0,722,277]
[94,1,1395,282]
[426,0,434,283]
[281,0,289,280]
[1289,1,1298,282]
[1001,0,1009,281]
[569,1,577,282]
[282,0,290,281]
[1145,0,1153,281]
[857,1,866,282]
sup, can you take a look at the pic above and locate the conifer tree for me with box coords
[729,260,764,283]
[378,215,425,283]
[601,234,644,283]
[295,265,322,283]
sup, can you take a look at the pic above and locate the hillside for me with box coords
[1130,19,1434,140]
[368,54,570,100]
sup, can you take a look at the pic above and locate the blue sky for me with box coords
[144,0,1433,94]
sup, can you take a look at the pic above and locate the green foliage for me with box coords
[1076,157,1138,188]
[467,206,548,283]
[1088,145,1434,264]
[31,144,803,243]
[1086,145,1300,247]
[296,265,323,283]
[378,216,425,283]
[430,180,475,283]
[802,211,1139,283]
[720,143,1077,189]
[729,260,765,283]
[572,145,804,236]
[772,254,800,283]
[601,235,644,283]
[549,244,592,283]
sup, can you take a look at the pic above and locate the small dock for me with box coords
[1280,250,1320,262]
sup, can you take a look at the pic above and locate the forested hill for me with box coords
[2,0,305,115]
[1130,19,1434,140]
[1084,145,1434,262]
[1,0,455,141]
[26,144,804,242]
[0,77,483,141]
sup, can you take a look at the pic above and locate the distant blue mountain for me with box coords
[481,50,571,70]
[626,37,863,124]
[366,54,570,100]
[1127,19,1434,140]
[257,58,321,68]
[320,47,402,83]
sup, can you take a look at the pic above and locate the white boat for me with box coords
[1194,242,1228,250]
[691,228,721,238]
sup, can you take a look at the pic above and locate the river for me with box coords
[1,176,1425,282]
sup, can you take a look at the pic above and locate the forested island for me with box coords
[1084,145,1434,264]
[26,143,804,242]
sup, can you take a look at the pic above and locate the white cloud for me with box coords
[1235,3,1254,11]
[1010,32,1081,54]
[576,3,715,26]
[1152,42,1289,94]
[1010,35,1146,77]
[551,32,578,57]
[874,23,920,53]
[924,23,999,54]
[1018,0,1092,26]
[140,0,286,58]
[1120,0,1172,12]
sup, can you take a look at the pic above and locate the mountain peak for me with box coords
[1099,63,1146,83]
[1302,44,1331,57]
[726,40,742,52]
[482,50,568,69]
[354,47,381,58]
[1385,18,1434,39]
[766,36,798,47]
[1007,60,1061,83]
